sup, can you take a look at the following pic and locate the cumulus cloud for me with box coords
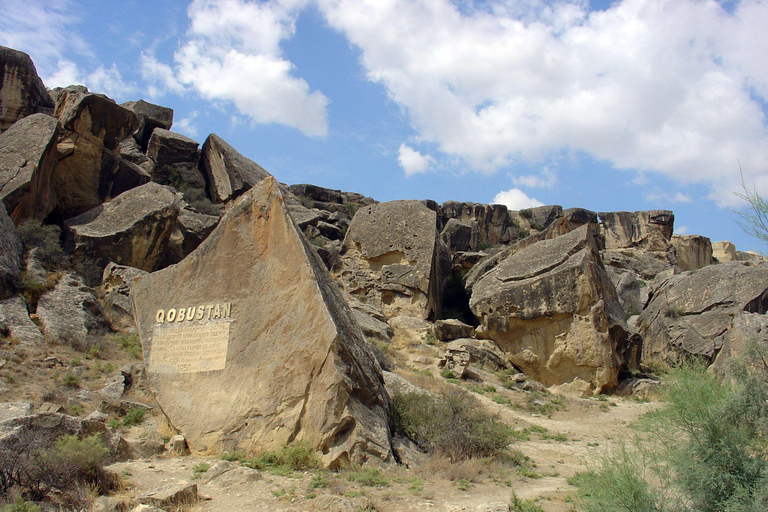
[512,168,558,188]
[317,0,768,204]
[398,144,435,176]
[644,190,693,205]
[491,188,544,210]
[175,111,200,138]
[145,0,329,137]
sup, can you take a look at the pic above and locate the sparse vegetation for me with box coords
[121,407,146,427]
[243,441,320,474]
[734,166,768,247]
[16,220,68,270]
[192,462,210,479]
[391,389,514,462]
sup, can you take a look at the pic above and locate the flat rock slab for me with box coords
[199,133,270,203]
[0,113,59,223]
[131,176,391,467]
[0,296,44,346]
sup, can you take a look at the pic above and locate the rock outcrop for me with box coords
[0,46,54,132]
[63,182,183,272]
[36,273,109,347]
[671,234,712,271]
[199,134,270,203]
[469,224,629,393]
[0,203,22,296]
[0,295,44,345]
[102,263,148,329]
[0,113,59,223]
[334,200,451,320]
[121,100,173,149]
[599,210,674,251]
[147,129,204,190]
[131,176,392,467]
[637,261,768,365]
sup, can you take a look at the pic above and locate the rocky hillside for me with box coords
[2,45,768,510]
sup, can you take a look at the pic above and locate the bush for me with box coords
[573,361,768,512]
[16,221,68,270]
[244,441,320,473]
[121,408,146,427]
[391,389,513,461]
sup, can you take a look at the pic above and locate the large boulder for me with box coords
[0,296,44,346]
[121,100,173,148]
[334,200,451,320]
[439,202,515,246]
[199,134,270,203]
[51,88,142,220]
[0,203,22,296]
[671,234,712,271]
[36,273,109,348]
[0,46,54,132]
[102,263,148,329]
[0,113,59,223]
[712,240,738,262]
[598,210,674,251]
[63,182,183,272]
[468,224,629,393]
[146,129,204,190]
[130,176,392,467]
[637,261,768,366]
[160,207,219,266]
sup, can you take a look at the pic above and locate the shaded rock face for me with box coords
[131,177,392,467]
[334,200,451,320]
[598,210,674,251]
[160,208,219,267]
[102,263,148,330]
[0,113,59,223]
[51,88,142,220]
[63,182,183,272]
[121,100,173,149]
[199,134,270,203]
[0,46,54,132]
[439,202,515,247]
[147,129,204,190]
[0,203,22,297]
[469,224,629,393]
[36,273,109,347]
[671,234,712,271]
[637,261,768,366]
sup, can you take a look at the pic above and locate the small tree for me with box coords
[734,166,768,247]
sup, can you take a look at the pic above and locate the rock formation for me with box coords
[599,210,674,251]
[0,46,54,132]
[0,203,22,297]
[334,200,451,320]
[671,234,712,271]
[199,133,270,203]
[468,224,629,393]
[131,177,392,467]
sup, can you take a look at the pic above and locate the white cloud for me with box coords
[644,190,693,204]
[675,225,690,235]
[491,188,544,210]
[141,54,186,96]
[145,0,329,137]
[316,0,768,205]
[512,168,558,188]
[398,144,435,176]
[175,111,200,138]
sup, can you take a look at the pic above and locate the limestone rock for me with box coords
[599,210,674,251]
[432,319,475,341]
[147,128,204,189]
[167,434,189,456]
[139,483,198,509]
[469,224,629,393]
[713,312,768,372]
[0,296,44,346]
[0,113,59,223]
[102,262,148,329]
[334,200,451,320]
[121,99,173,148]
[36,273,109,347]
[162,207,219,266]
[0,46,54,132]
[351,309,393,342]
[671,234,712,271]
[131,176,392,467]
[0,203,22,296]
[441,218,477,252]
[637,261,768,365]
[439,338,512,376]
[199,133,270,203]
[439,201,515,246]
[518,205,563,232]
[64,182,183,272]
[712,240,737,262]
[54,87,139,149]
[118,136,154,173]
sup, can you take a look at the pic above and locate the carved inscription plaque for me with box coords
[150,322,230,374]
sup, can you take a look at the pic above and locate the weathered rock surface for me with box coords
[36,273,109,347]
[131,177,392,467]
[441,218,477,252]
[102,263,148,329]
[147,128,204,189]
[0,113,59,223]
[439,338,512,378]
[637,261,768,365]
[121,99,173,148]
[713,312,768,372]
[0,46,54,132]
[199,133,270,203]
[432,319,474,341]
[334,200,451,320]
[51,88,142,220]
[439,202,515,246]
[671,234,712,271]
[712,240,738,262]
[161,207,219,266]
[598,210,674,251]
[64,182,183,272]
[469,224,629,393]
[0,203,22,296]
[0,295,43,345]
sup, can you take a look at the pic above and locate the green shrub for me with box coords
[244,441,320,473]
[220,450,246,463]
[509,491,544,512]
[16,220,68,270]
[192,462,210,479]
[61,373,79,388]
[121,408,145,427]
[391,389,513,461]
[345,467,389,487]
[0,498,40,512]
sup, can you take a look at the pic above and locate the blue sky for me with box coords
[2,0,768,253]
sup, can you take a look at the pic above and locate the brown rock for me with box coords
[432,318,474,341]
[0,113,59,223]
[0,296,44,346]
[102,262,148,329]
[63,182,183,272]
[0,46,54,132]
[147,128,204,189]
[0,203,22,296]
[121,99,173,148]
[131,176,392,467]
[36,273,109,347]
[469,224,629,393]
[598,210,674,251]
[671,234,712,271]
[199,133,270,203]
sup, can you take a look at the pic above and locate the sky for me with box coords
[1,0,767,253]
